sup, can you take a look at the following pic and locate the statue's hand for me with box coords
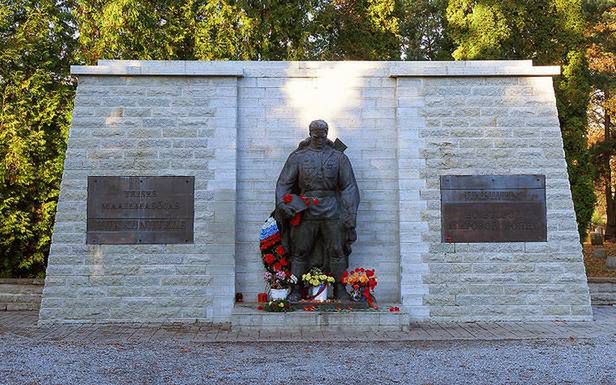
[278,203,295,219]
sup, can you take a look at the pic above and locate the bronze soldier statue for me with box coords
[275,119,360,301]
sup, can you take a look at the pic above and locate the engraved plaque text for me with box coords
[87,176,194,244]
[441,175,546,243]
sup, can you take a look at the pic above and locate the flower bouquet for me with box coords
[302,267,335,302]
[341,268,378,308]
[264,270,297,300]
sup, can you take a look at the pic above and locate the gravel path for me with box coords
[1,334,615,385]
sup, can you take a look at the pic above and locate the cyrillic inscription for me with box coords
[441,175,547,243]
[87,176,194,244]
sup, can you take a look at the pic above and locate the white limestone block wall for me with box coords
[40,60,592,324]
[40,73,238,324]
[395,73,592,321]
[235,62,400,303]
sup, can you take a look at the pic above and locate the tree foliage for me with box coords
[585,2,616,239]
[75,0,403,62]
[398,0,453,60]
[0,0,77,277]
[0,0,610,276]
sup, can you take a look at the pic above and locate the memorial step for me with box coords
[0,279,44,311]
[0,302,40,311]
[232,302,410,331]
[0,293,42,303]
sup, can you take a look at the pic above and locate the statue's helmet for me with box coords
[309,119,328,133]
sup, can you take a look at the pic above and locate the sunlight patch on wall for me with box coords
[283,63,369,139]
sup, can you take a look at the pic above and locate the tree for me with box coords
[238,0,320,60]
[398,0,454,60]
[446,0,596,240]
[312,0,400,60]
[585,3,616,239]
[75,0,202,62]
[75,0,404,62]
[194,0,255,60]
[0,0,77,277]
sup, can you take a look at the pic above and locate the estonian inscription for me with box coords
[441,175,547,243]
[87,176,194,244]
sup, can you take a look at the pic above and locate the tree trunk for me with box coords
[604,89,616,241]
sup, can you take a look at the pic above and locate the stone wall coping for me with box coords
[71,62,245,77]
[70,60,560,77]
[390,64,560,77]
[588,277,616,284]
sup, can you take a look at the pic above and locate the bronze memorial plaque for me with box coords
[87,176,194,244]
[441,175,546,243]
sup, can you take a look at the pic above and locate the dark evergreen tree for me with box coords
[0,0,77,277]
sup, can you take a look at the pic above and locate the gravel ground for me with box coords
[1,334,615,385]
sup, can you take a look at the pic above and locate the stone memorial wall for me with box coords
[39,60,592,324]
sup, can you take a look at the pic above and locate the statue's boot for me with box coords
[288,259,306,303]
[288,285,302,302]
[331,262,350,301]
[334,282,351,302]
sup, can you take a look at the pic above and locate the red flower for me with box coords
[364,287,374,307]
[256,305,264,311]
[312,198,319,205]
[282,194,293,203]
[366,269,374,277]
[263,254,275,265]
[359,268,365,272]
[290,212,302,226]
[353,284,359,290]
[275,245,286,255]
[279,258,288,266]
[273,262,282,272]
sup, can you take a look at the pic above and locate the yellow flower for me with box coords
[278,302,284,308]
[319,274,326,280]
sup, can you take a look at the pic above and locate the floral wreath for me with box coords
[259,216,291,277]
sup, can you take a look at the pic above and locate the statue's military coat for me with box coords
[274,138,360,269]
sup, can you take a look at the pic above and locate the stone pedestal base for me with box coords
[232,303,409,331]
